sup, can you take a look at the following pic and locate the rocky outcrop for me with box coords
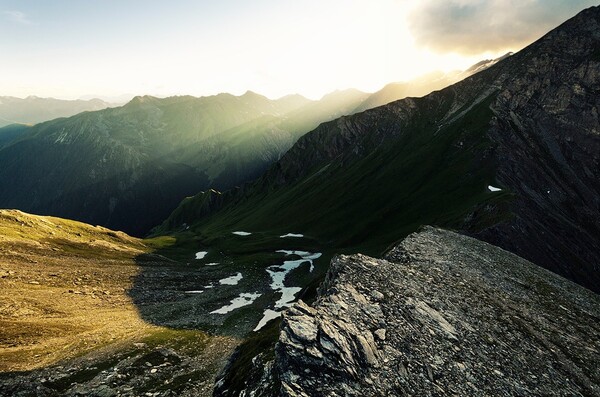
[228,227,600,396]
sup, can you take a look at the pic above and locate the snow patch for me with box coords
[276,250,322,272]
[254,248,322,331]
[263,250,323,313]
[488,185,502,192]
[280,233,304,238]
[232,231,252,236]
[219,272,243,285]
[254,309,282,332]
[210,292,261,314]
[195,251,208,260]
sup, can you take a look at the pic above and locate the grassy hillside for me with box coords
[0,209,239,396]
[158,91,512,256]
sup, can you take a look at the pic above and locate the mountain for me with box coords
[0,123,30,148]
[352,53,513,113]
[0,96,114,127]
[0,90,374,236]
[215,227,600,396]
[159,6,600,292]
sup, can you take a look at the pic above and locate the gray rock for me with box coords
[241,227,600,396]
[369,290,385,302]
[374,329,386,341]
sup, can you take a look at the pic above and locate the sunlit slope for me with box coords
[159,90,505,248]
[0,209,149,371]
[0,90,369,236]
[352,54,513,114]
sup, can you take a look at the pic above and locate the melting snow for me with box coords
[258,249,322,324]
[219,272,243,285]
[280,233,304,238]
[277,249,310,256]
[232,231,252,236]
[275,286,302,307]
[254,309,282,331]
[210,292,261,314]
[195,251,208,259]
[254,249,321,331]
[276,250,322,272]
[488,185,502,192]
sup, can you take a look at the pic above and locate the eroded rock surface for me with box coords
[227,227,600,396]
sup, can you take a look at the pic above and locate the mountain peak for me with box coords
[240,90,266,99]
[128,94,156,103]
[175,4,600,292]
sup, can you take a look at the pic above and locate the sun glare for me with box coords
[1,0,514,100]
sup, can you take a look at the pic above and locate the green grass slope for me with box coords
[158,90,511,257]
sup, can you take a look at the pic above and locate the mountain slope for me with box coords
[0,90,372,236]
[0,209,238,396]
[161,6,600,292]
[353,53,513,113]
[0,123,31,148]
[0,96,114,127]
[216,227,600,396]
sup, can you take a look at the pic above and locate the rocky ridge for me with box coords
[219,227,600,396]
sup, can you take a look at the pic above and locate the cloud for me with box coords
[3,10,33,25]
[408,0,598,55]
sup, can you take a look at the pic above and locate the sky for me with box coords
[0,0,597,101]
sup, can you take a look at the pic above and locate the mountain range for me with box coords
[0,96,115,128]
[0,90,369,235]
[0,58,501,236]
[159,7,600,293]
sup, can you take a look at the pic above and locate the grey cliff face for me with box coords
[225,227,600,396]
[475,6,600,290]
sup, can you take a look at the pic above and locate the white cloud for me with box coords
[408,0,598,55]
[4,10,33,25]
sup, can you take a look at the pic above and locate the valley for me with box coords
[0,210,333,396]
